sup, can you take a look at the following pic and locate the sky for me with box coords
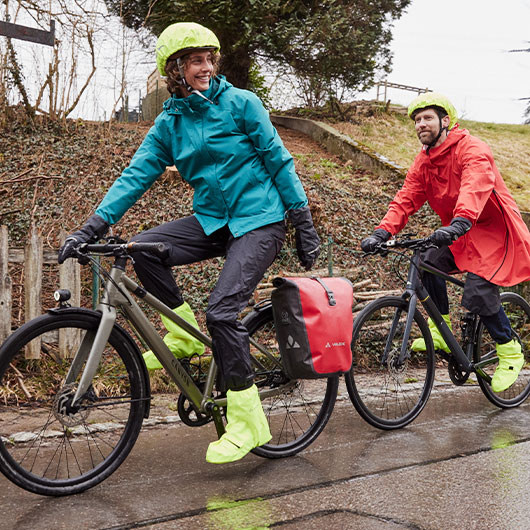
[4,0,530,124]
[360,0,530,124]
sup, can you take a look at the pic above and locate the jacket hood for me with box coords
[163,75,231,115]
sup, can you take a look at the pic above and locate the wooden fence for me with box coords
[0,225,81,356]
[0,224,399,358]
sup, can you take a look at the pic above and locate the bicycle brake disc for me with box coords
[53,383,92,427]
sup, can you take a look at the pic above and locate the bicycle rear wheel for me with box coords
[475,292,530,407]
[243,304,338,458]
[345,296,435,430]
[0,309,148,496]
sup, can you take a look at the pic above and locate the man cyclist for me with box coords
[362,92,530,393]
[58,22,320,464]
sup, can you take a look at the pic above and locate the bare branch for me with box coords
[63,28,96,118]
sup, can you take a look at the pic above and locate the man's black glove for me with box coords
[58,214,109,264]
[428,217,471,247]
[287,206,321,270]
[361,228,392,253]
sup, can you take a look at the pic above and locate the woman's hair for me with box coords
[165,50,220,96]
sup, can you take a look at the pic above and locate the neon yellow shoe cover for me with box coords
[143,301,205,371]
[206,385,271,464]
[491,339,524,393]
[411,315,451,353]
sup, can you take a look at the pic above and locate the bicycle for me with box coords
[0,239,338,496]
[346,235,530,430]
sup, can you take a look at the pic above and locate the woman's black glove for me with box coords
[428,217,471,247]
[361,228,391,253]
[58,214,109,264]
[287,206,321,270]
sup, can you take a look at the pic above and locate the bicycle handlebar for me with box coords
[367,235,437,256]
[78,241,169,260]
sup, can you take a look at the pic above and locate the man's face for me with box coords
[413,108,449,147]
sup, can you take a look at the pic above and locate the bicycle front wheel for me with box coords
[243,304,338,459]
[345,296,435,430]
[475,292,530,407]
[0,309,148,496]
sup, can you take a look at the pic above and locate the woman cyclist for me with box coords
[58,22,320,464]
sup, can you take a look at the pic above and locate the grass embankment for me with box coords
[331,112,530,211]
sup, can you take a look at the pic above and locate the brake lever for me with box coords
[74,243,91,265]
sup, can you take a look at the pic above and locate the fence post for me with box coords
[59,230,81,357]
[0,226,12,343]
[24,225,43,358]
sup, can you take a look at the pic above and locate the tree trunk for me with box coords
[218,47,251,89]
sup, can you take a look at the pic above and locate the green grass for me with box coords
[332,112,530,211]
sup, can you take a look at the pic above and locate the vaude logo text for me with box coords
[325,341,346,348]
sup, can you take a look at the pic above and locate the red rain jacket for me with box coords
[378,126,530,286]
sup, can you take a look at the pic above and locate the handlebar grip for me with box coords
[126,241,169,259]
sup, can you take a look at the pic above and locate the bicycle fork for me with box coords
[381,293,418,368]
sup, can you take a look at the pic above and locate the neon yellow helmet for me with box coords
[156,22,220,76]
[408,92,458,129]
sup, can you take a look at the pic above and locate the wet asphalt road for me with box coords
[3,378,530,530]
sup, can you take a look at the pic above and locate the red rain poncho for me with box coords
[378,126,530,286]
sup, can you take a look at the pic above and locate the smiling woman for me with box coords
[57,21,322,467]
[157,22,221,98]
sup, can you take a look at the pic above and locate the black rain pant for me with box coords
[130,216,286,390]
[421,246,513,344]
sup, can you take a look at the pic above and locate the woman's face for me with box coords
[184,50,214,92]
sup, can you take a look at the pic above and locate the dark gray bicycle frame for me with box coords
[66,260,291,436]
[387,249,494,382]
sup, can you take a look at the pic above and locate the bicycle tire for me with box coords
[242,304,338,458]
[0,309,149,496]
[475,292,530,408]
[345,296,435,430]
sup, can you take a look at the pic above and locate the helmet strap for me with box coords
[175,58,214,104]
[176,58,193,93]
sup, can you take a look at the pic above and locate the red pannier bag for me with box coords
[271,276,354,379]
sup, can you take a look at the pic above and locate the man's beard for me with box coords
[417,129,437,145]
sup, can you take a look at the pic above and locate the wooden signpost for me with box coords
[0,19,55,46]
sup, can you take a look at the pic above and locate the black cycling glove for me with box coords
[58,214,109,264]
[428,217,471,247]
[287,206,321,271]
[361,228,392,253]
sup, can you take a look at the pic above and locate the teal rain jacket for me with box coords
[95,76,308,237]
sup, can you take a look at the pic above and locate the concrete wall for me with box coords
[270,115,406,182]
[271,114,530,231]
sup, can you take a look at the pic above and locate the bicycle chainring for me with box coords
[447,359,470,386]
[177,392,213,427]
